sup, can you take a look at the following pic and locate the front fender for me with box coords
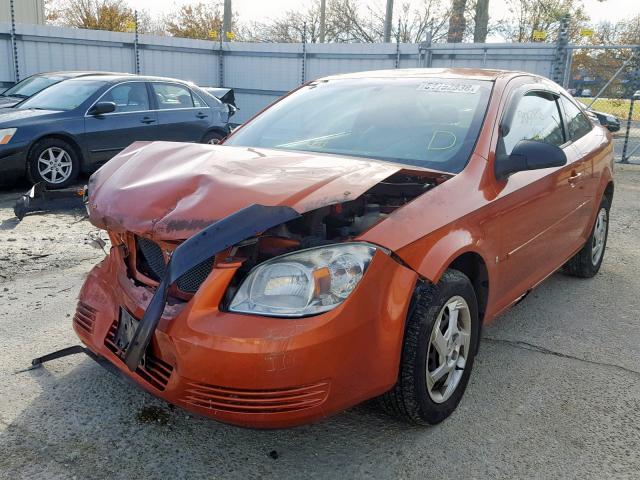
[394,225,491,284]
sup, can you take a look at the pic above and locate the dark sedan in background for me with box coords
[0,74,233,188]
[583,107,621,132]
[0,71,121,109]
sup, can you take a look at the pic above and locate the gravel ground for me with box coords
[0,165,639,479]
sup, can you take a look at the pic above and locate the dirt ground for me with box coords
[0,165,639,479]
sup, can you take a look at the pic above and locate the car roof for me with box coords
[318,67,534,82]
[33,71,131,79]
[65,74,195,84]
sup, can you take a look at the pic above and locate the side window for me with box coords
[152,83,195,110]
[560,96,592,141]
[192,92,207,108]
[99,82,149,113]
[500,92,565,155]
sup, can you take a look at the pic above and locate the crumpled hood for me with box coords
[88,141,402,240]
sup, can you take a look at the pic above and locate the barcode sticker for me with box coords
[417,82,480,94]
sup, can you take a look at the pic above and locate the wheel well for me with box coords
[604,182,614,202]
[448,252,489,323]
[201,127,228,142]
[28,134,84,165]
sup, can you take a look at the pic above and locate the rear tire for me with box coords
[563,195,610,278]
[201,131,225,145]
[27,138,80,189]
[379,269,480,425]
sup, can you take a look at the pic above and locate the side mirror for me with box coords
[88,101,116,116]
[495,139,567,180]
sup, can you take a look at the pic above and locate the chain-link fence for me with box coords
[567,46,640,164]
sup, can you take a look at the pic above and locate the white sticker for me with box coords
[417,82,480,94]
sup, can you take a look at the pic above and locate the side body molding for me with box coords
[123,204,300,371]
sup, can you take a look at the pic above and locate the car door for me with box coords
[84,81,158,165]
[485,85,579,306]
[559,95,598,239]
[150,82,211,142]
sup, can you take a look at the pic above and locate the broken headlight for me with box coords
[229,243,377,317]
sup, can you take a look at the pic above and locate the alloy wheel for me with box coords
[37,147,73,184]
[591,207,608,266]
[426,295,472,403]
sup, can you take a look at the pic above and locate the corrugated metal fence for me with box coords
[0,23,558,123]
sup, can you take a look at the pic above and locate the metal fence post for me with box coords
[395,19,401,68]
[133,10,140,74]
[562,47,573,88]
[301,22,307,84]
[418,33,432,68]
[9,0,19,82]
[620,48,640,164]
[551,15,570,84]
[218,27,224,87]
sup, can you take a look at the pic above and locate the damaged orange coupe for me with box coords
[63,68,613,428]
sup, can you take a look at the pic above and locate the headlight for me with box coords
[605,115,616,122]
[0,128,16,145]
[229,243,377,317]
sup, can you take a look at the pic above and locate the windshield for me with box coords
[18,80,106,111]
[2,75,64,99]
[225,78,492,173]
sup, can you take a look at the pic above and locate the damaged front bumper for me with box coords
[73,238,417,428]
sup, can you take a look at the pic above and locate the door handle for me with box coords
[196,112,208,119]
[140,117,156,124]
[568,171,583,187]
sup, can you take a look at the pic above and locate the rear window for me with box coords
[152,83,195,110]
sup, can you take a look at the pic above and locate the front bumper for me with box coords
[74,246,417,428]
[0,142,28,178]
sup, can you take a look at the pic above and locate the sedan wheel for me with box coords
[202,132,225,145]
[27,138,80,189]
[426,296,472,403]
[38,147,73,185]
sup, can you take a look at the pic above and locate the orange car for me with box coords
[68,68,613,428]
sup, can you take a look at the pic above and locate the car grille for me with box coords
[137,237,166,280]
[73,301,97,334]
[104,319,174,391]
[180,381,330,414]
[136,236,215,294]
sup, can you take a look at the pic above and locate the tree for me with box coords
[242,0,324,43]
[395,0,451,42]
[473,0,489,42]
[496,0,588,43]
[447,0,467,42]
[164,2,235,40]
[47,0,137,32]
[248,0,452,44]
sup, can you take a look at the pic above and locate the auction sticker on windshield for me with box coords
[417,82,480,94]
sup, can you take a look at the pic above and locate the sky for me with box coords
[127,0,639,26]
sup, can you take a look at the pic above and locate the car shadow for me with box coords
[2,357,435,479]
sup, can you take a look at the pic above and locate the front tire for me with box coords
[563,195,611,278]
[379,269,480,425]
[27,138,80,189]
